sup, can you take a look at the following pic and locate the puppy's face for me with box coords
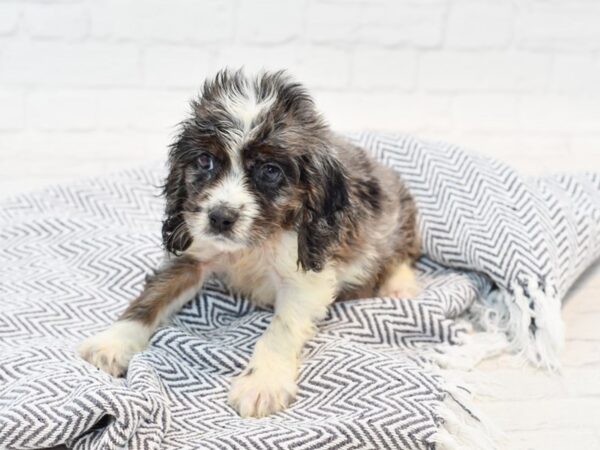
[162,70,348,270]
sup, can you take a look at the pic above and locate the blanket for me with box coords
[1,133,599,450]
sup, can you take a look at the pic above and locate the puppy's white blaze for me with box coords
[207,171,253,209]
[220,87,276,152]
[205,172,260,237]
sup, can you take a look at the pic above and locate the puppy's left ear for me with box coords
[297,152,349,272]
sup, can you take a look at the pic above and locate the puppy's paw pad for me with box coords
[78,321,148,377]
[228,369,297,418]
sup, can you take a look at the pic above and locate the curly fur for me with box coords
[79,69,421,418]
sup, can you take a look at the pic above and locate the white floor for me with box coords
[475,261,600,450]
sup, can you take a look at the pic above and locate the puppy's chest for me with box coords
[216,232,300,307]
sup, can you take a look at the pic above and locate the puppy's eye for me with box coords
[258,163,283,184]
[198,153,214,171]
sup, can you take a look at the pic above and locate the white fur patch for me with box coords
[228,350,297,418]
[206,171,256,213]
[78,320,151,377]
[222,87,276,135]
[217,82,277,158]
[186,170,260,252]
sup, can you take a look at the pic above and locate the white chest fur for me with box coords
[211,231,304,307]
[189,230,378,307]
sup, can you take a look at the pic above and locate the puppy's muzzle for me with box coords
[208,206,239,234]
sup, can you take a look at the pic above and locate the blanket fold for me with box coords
[0,344,170,450]
[353,133,600,368]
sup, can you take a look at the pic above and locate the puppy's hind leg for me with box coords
[78,255,205,376]
[378,260,420,299]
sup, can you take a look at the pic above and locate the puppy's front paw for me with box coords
[228,367,297,418]
[78,320,150,377]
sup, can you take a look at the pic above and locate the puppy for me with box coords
[78,69,420,418]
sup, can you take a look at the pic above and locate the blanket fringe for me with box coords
[468,276,564,371]
[424,330,510,370]
[428,382,501,450]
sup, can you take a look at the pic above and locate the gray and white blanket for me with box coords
[1,133,599,450]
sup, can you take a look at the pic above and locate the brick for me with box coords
[446,1,513,49]
[215,45,300,75]
[314,91,452,132]
[519,95,600,133]
[442,132,569,175]
[358,2,445,48]
[295,46,352,90]
[95,89,189,131]
[238,0,304,44]
[0,131,168,165]
[0,3,20,35]
[516,3,600,50]
[419,51,551,92]
[306,1,361,44]
[24,3,88,39]
[91,0,234,43]
[0,90,25,130]
[550,54,600,92]
[28,90,97,131]
[451,94,519,132]
[0,42,141,86]
[143,46,214,89]
[352,48,416,90]
[0,129,170,195]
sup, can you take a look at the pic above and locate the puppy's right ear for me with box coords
[161,157,193,255]
[297,152,349,272]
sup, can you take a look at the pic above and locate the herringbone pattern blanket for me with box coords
[1,133,598,449]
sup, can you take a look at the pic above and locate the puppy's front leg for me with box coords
[78,255,205,376]
[229,269,336,418]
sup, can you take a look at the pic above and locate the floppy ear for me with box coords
[161,160,193,255]
[297,152,349,272]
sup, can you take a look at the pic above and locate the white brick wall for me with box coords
[1,0,600,194]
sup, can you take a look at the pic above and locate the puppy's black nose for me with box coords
[208,207,239,233]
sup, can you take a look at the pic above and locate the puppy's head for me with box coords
[162,69,349,271]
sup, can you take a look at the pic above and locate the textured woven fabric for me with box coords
[1,133,599,449]
[353,132,600,367]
